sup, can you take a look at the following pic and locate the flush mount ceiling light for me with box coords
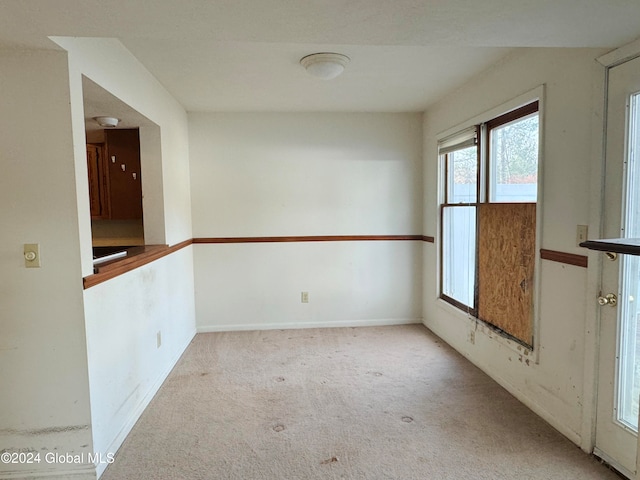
[94,116,119,128]
[300,53,350,80]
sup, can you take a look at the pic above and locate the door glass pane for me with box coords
[617,92,640,430]
[490,113,539,202]
[442,205,476,308]
[447,146,477,203]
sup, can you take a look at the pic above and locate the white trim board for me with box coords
[598,37,640,68]
[436,85,545,141]
[197,318,422,333]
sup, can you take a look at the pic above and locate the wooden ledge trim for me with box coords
[193,235,423,244]
[83,239,193,289]
[422,236,435,243]
[540,249,588,268]
[83,235,422,289]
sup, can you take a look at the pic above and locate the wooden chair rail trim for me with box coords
[83,235,424,289]
[539,249,588,268]
[84,240,589,290]
[83,239,193,289]
[193,235,423,244]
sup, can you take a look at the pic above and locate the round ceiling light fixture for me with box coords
[94,116,119,128]
[300,52,350,80]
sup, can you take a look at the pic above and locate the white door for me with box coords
[595,54,640,478]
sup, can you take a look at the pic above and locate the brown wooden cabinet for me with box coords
[86,128,143,220]
[86,143,110,219]
[104,129,142,220]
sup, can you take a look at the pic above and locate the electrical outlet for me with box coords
[156,331,162,349]
[301,291,309,303]
[577,225,588,246]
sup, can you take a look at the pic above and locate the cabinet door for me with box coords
[86,144,109,219]
[86,145,101,217]
[105,129,143,220]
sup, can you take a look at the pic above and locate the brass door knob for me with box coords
[598,293,618,306]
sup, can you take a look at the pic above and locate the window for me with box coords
[439,102,539,347]
[618,92,640,428]
[487,102,539,203]
[440,128,479,313]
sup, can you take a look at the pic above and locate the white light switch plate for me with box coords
[577,225,588,246]
[24,243,41,268]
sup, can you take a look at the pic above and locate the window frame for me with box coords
[485,101,539,203]
[439,203,479,315]
[438,96,542,349]
[439,127,481,315]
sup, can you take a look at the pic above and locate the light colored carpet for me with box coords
[101,325,618,479]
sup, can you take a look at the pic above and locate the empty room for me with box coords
[2,1,640,479]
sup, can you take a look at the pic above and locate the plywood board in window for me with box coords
[477,203,536,346]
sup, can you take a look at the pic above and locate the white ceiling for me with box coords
[82,77,157,133]
[1,0,639,112]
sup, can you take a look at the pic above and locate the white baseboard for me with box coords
[423,319,583,448]
[593,447,634,479]
[197,318,422,333]
[96,329,196,478]
[474,358,582,446]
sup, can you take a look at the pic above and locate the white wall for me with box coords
[52,38,197,478]
[422,48,607,448]
[52,36,193,275]
[189,113,424,331]
[83,248,195,477]
[0,40,608,479]
[0,50,94,479]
